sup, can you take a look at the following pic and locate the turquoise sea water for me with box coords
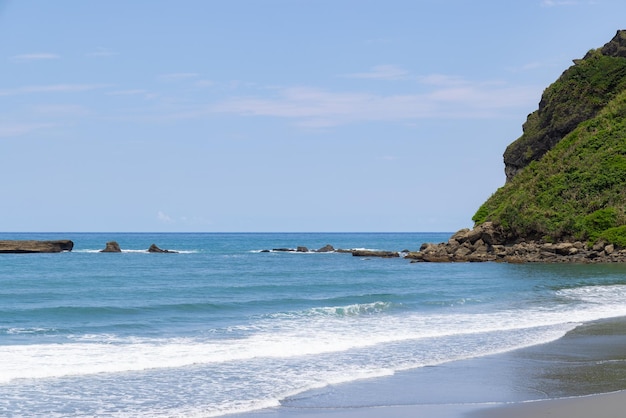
[3,232,626,417]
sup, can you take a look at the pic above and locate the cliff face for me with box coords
[473,30,626,248]
[503,30,626,181]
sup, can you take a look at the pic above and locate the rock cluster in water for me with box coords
[99,241,177,253]
[262,245,401,258]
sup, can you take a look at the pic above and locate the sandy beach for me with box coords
[234,316,626,418]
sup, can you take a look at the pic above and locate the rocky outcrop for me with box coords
[405,222,626,263]
[263,244,400,257]
[100,241,122,253]
[147,244,177,253]
[351,250,399,258]
[0,240,74,253]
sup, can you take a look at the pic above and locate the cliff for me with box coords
[503,30,626,181]
[410,30,626,262]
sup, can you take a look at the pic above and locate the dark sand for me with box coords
[233,317,626,418]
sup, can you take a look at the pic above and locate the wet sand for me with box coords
[233,317,626,418]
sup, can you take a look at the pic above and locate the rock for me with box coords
[147,244,177,253]
[553,242,574,256]
[351,250,399,258]
[316,244,335,252]
[272,248,294,252]
[0,240,74,253]
[100,241,122,252]
[454,246,472,258]
[335,248,353,253]
[404,223,626,263]
[450,228,471,243]
[592,240,607,252]
[296,246,309,253]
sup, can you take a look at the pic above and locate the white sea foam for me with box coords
[4,287,626,386]
[73,249,197,254]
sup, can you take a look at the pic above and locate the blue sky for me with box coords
[1,0,624,232]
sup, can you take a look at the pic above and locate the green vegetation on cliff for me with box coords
[503,36,626,181]
[474,32,626,247]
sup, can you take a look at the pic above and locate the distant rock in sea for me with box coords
[0,240,74,253]
[100,241,122,253]
[148,244,177,253]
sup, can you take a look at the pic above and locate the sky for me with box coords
[1,0,625,232]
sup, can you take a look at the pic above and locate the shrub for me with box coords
[598,225,626,248]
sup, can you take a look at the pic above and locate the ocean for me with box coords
[2,232,626,417]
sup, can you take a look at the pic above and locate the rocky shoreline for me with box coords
[405,222,626,263]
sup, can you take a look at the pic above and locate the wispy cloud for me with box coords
[10,53,60,62]
[195,79,214,88]
[157,211,212,227]
[31,104,90,116]
[86,47,118,57]
[106,89,149,96]
[541,0,580,6]
[417,74,468,86]
[157,73,200,81]
[343,65,410,80]
[106,89,160,100]
[0,122,60,138]
[0,84,110,96]
[157,211,173,223]
[209,77,538,127]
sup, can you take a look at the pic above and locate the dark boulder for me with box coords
[148,244,177,253]
[100,241,122,253]
[316,244,335,252]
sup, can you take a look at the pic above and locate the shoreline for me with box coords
[233,316,626,418]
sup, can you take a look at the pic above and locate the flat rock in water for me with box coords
[0,240,74,253]
[148,244,177,253]
[351,249,400,258]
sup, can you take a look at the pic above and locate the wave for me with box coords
[6,281,626,416]
[2,327,61,336]
[4,290,626,385]
[249,247,385,254]
[264,301,395,319]
[73,249,197,254]
[557,284,626,305]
